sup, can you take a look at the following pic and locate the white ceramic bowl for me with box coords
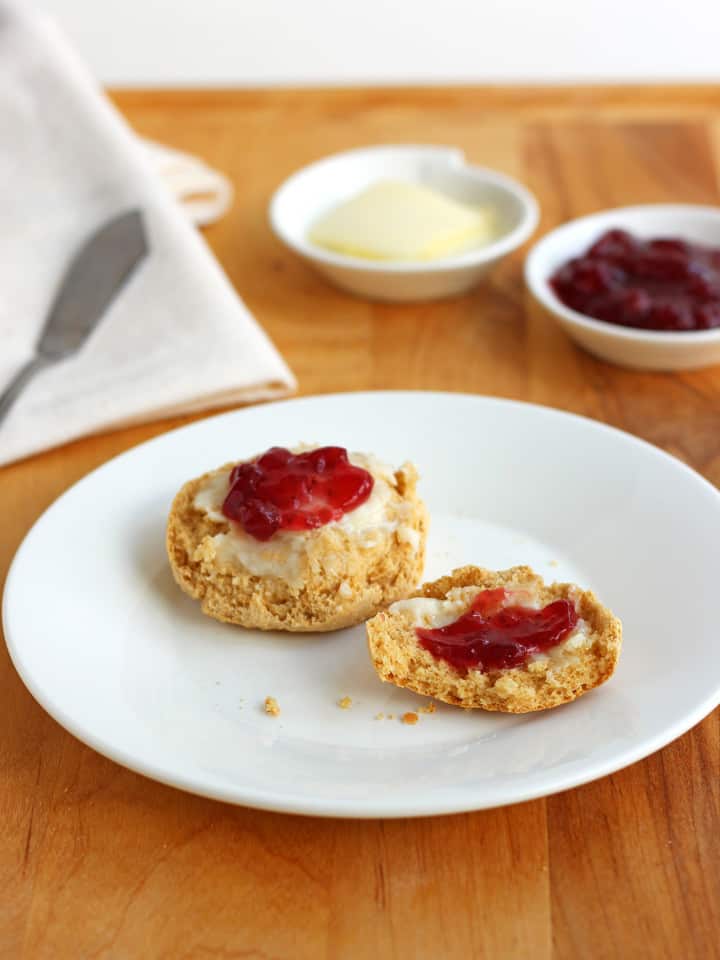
[525,204,720,371]
[269,145,539,302]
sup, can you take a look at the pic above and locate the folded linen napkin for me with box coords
[0,1,296,467]
[143,138,234,227]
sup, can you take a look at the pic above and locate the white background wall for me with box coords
[38,0,720,86]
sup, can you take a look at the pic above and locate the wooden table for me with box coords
[2,87,719,959]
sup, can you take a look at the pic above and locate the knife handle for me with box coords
[0,356,50,429]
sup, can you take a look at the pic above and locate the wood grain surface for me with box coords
[1,86,719,959]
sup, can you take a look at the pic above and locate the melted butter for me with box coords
[193,470,231,523]
[389,588,481,628]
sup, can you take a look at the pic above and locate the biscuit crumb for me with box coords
[401,712,419,725]
[264,696,280,717]
[338,696,353,709]
[374,712,385,720]
[419,702,436,714]
[387,713,395,720]
[549,560,559,568]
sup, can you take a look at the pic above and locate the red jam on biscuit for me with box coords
[550,228,720,331]
[416,588,578,672]
[222,446,374,541]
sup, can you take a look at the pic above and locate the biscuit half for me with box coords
[167,456,428,632]
[366,565,622,713]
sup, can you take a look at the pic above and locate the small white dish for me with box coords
[4,392,720,818]
[525,204,720,371]
[269,145,539,302]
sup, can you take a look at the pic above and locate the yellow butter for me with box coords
[308,179,495,261]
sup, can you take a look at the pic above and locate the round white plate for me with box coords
[4,392,720,818]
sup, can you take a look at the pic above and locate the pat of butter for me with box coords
[308,179,495,261]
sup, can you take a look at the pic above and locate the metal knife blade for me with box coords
[38,209,148,359]
[0,209,149,432]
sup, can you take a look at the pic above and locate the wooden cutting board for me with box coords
[1,86,718,959]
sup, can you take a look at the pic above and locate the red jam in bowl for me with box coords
[550,229,720,331]
[222,446,374,541]
[416,588,578,673]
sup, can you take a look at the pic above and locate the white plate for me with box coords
[4,392,720,818]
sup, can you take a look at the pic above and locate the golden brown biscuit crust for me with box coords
[167,460,428,632]
[366,565,622,713]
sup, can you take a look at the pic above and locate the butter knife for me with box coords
[0,209,148,429]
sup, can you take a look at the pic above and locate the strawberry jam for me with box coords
[416,589,578,673]
[222,446,374,541]
[550,228,720,331]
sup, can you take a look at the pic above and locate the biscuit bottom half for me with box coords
[166,462,428,632]
[366,565,622,713]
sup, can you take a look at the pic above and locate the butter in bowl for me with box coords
[269,145,539,302]
[308,178,496,262]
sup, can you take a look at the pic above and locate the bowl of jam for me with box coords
[525,205,720,370]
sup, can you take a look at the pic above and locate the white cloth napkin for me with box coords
[0,1,296,467]
[142,138,234,227]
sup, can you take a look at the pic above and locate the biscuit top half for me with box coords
[191,449,424,588]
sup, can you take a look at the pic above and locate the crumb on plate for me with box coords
[401,712,419,725]
[419,702,436,715]
[338,696,353,709]
[264,696,280,717]
[374,712,385,720]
